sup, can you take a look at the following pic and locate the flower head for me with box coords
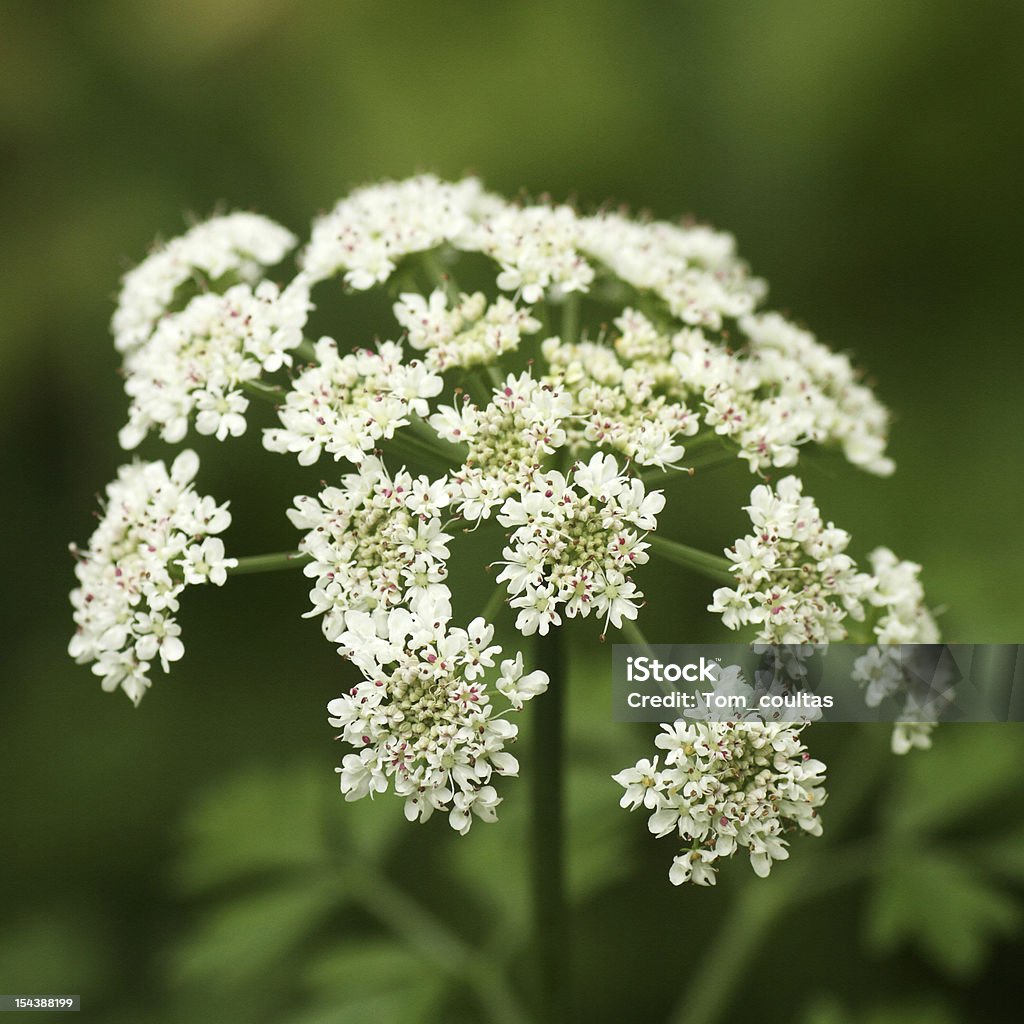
[68,451,235,704]
[328,611,547,833]
[615,720,826,885]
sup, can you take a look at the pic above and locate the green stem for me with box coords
[386,432,457,477]
[560,292,580,344]
[648,535,734,585]
[619,618,654,659]
[229,550,312,575]
[422,248,460,304]
[294,338,319,363]
[241,379,284,405]
[481,584,508,624]
[531,627,569,1024]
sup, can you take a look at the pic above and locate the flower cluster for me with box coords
[301,176,484,288]
[264,175,896,478]
[393,289,541,371]
[857,548,941,754]
[68,451,236,705]
[614,720,826,885]
[287,458,453,642]
[669,314,894,475]
[264,339,443,465]
[328,610,547,833]
[429,372,573,522]
[119,279,311,448]
[112,212,297,354]
[540,313,700,469]
[73,178,942,869]
[709,476,875,642]
[495,453,664,636]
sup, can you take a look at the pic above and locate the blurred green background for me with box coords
[2,2,1023,1022]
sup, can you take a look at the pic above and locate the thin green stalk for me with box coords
[484,363,504,388]
[404,415,460,457]
[532,627,569,1024]
[560,292,580,344]
[481,583,508,624]
[422,248,460,303]
[619,618,654,659]
[386,431,457,476]
[636,466,693,488]
[241,379,284,405]
[648,535,734,585]
[229,550,312,575]
[294,338,319,363]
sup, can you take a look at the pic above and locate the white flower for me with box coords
[615,720,826,885]
[287,458,453,644]
[431,372,573,522]
[112,212,297,355]
[178,537,238,587]
[264,339,443,466]
[710,476,875,643]
[118,278,311,449]
[302,175,485,287]
[496,652,550,709]
[495,454,661,637]
[393,289,541,371]
[68,451,234,704]
[326,611,547,832]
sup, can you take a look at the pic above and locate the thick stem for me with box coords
[648,535,734,585]
[531,627,569,1023]
[229,550,312,575]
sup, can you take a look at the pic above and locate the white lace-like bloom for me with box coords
[302,175,485,288]
[866,547,939,645]
[709,476,875,642]
[328,610,548,833]
[291,176,895,481]
[119,279,311,448]
[264,339,443,465]
[614,720,826,885]
[393,289,541,371]
[112,212,297,354]
[429,372,573,522]
[668,315,894,475]
[464,201,595,302]
[74,177,934,861]
[861,547,940,754]
[68,451,236,705]
[495,453,665,637]
[577,210,765,328]
[541,312,699,469]
[287,458,453,642]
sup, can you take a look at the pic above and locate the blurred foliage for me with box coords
[2,1,1023,1022]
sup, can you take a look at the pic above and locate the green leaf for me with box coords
[287,941,444,1024]
[867,850,1018,978]
[176,763,329,893]
[884,725,1024,835]
[170,877,337,990]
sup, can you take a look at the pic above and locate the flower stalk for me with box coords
[531,626,569,1023]
[229,550,312,575]
[648,535,734,584]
